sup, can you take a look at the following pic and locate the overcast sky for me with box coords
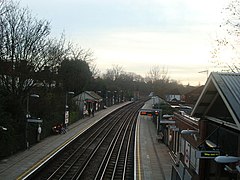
[20,0,227,85]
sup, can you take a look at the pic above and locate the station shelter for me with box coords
[170,72,240,180]
[72,91,103,117]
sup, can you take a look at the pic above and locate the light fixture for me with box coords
[205,140,217,148]
[215,155,240,173]
[214,155,240,163]
[181,129,198,135]
[181,129,199,141]
[67,91,75,95]
[30,94,40,98]
[0,126,7,131]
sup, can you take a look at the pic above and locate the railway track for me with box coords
[27,100,145,180]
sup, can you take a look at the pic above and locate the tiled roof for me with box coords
[73,91,103,102]
[85,91,102,100]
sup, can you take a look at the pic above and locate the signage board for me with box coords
[140,111,153,116]
[140,111,160,116]
[65,110,69,124]
[140,111,148,115]
[196,151,220,159]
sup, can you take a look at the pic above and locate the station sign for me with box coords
[65,110,69,124]
[196,151,220,159]
[140,111,160,117]
[140,111,153,116]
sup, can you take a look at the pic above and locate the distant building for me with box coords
[166,88,181,104]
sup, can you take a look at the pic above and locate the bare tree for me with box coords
[146,65,169,83]
[126,72,145,82]
[0,0,9,16]
[69,46,94,62]
[90,63,100,78]
[211,0,240,72]
[68,45,99,78]
[0,1,66,95]
[103,65,124,81]
[37,35,70,89]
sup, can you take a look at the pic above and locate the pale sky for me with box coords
[20,0,228,85]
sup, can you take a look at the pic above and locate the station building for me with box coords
[72,91,103,117]
[169,72,240,180]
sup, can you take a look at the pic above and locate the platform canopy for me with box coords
[191,72,240,131]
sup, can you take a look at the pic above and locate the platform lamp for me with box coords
[181,129,199,141]
[0,126,7,131]
[215,155,240,173]
[26,93,40,149]
[64,91,74,128]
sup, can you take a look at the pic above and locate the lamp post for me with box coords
[104,91,107,107]
[113,91,117,104]
[97,91,102,109]
[26,93,39,149]
[120,90,123,102]
[65,91,74,128]
[106,91,111,107]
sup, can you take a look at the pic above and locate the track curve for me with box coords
[26,100,145,180]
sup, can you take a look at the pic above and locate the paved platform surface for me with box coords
[0,102,131,180]
[135,98,172,180]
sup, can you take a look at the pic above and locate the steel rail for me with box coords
[110,105,140,180]
[92,108,135,179]
[73,107,134,179]
[28,106,127,179]
[56,104,137,179]
[48,109,128,179]
[27,100,146,180]
[118,112,138,180]
[95,103,142,180]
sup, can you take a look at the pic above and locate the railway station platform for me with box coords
[0,101,131,180]
[0,99,172,180]
[135,98,172,180]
